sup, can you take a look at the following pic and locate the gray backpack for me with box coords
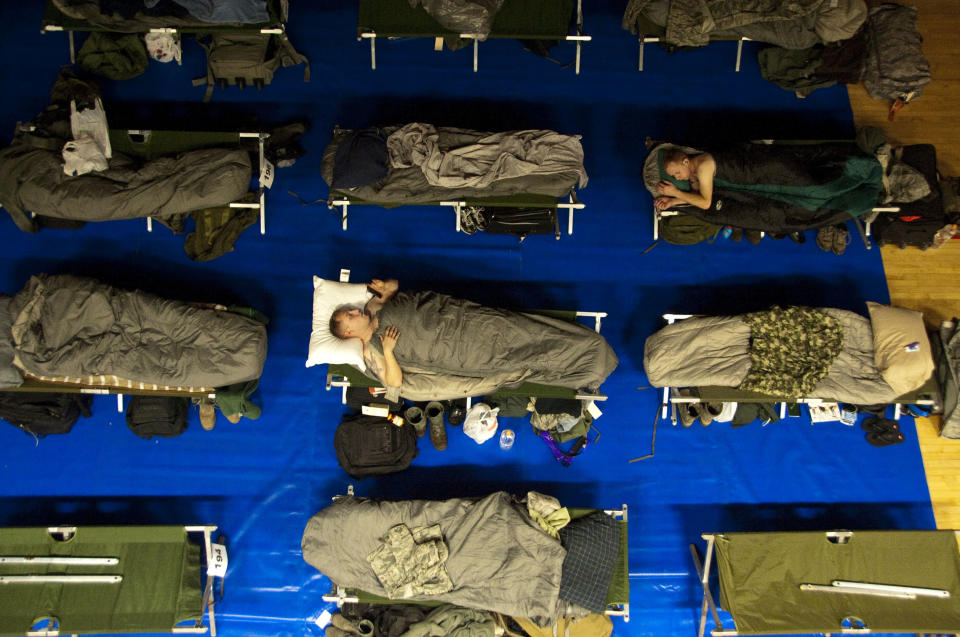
[862,4,931,106]
[194,33,309,102]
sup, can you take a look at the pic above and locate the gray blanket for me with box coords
[51,0,272,29]
[9,274,267,388]
[410,0,504,37]
[0,145,251,233]
[624,0,863,48]
[301,493,566,625]
[369,291,617,400]
[322,126,585,204]
[643,308,897,404]
[387,123,587,190]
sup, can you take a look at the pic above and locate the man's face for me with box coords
[338,307,370,337]
[666,159,691,181]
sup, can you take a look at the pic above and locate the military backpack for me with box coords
[194,33,309,102]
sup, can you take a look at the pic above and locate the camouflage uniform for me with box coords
[366,524,453,599]
[739,306,843,397]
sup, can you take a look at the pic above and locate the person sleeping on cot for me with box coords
[328,278,618,397]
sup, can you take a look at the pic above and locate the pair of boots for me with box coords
[404,401,448,450]
[676,389,722,427]
[325,614,373,637]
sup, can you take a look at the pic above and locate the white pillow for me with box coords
[305,276,373,369]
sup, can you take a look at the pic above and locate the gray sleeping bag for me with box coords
[644,308,898,404]
[322,126,585,204]
[9,274,267,388]
[369,291,618,399]
[0,145,252,233]
[301,493,565,625]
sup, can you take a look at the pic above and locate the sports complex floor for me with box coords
[0,3,952,636]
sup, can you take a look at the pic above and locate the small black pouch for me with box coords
[482,207,559,240]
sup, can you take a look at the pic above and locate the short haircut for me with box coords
[662,147,688,168]
[329,309,346,339]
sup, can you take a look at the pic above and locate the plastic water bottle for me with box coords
[932,223,957,248]
[721,226,733,239]
[499,429,515,450]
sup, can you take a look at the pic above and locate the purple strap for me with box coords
[538,430,589,467]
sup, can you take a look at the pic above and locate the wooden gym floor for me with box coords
[848,0,960,530]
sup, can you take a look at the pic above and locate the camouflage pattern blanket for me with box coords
[644,307,894,403]
[739,306,843,397]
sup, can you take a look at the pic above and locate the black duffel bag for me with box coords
[0,392,93,438]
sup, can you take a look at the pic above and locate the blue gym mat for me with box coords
[0,2,934,636]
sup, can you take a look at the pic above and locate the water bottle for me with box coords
[721,225,733,239]
[499,428,515,450]
[932,223,957,248]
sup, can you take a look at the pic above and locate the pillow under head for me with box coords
[330,127,389,190]
[866,302,935,397]
[306,277,373,370]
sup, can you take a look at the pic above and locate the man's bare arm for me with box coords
[379,325,402,387]
[365,278,399,315]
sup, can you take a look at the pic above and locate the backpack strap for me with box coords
[277,34,310,82]
[192,36,216,103]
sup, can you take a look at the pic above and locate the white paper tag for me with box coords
[259,159,275,189]
[361,404,390,417]
[339,269,351,283]
[206,543,228,577]
[315,610,332,629]
[586,401,603,419]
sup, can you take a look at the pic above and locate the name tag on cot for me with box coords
[207,543,228,577]
[259,159,275,189]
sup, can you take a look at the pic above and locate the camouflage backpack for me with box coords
[194,33,309,102]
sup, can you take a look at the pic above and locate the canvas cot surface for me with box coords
[0,526,203,636]
[713,530,960,634]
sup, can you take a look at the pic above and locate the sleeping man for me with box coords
[653,148,716,212]
[328,279,618,402]
[647,142,884,234]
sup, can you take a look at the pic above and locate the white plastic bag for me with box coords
[62,136,108,176]
[144,32,182,64]
[70,97,111,159]
[462,402,499,444]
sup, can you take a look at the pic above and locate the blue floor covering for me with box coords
[0,2,935,636]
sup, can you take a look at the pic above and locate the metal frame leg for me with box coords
[691,536,724,637]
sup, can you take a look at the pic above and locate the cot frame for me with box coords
[330,191,585,237]
[5,376,217,415]
[111,129,271,236]
[647,139,909,246]
[9,127,271,236]
[40,0,288,65]
[320,494,630,622]
[358,0,590,74]
[657,314,938,424]
[12,524,224,637]
[690,530,960,637]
